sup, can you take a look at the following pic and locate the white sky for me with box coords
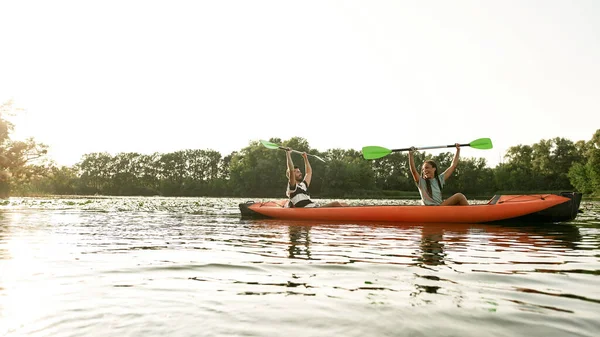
[1,0,599,168]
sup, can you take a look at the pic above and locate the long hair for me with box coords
[422,160,442,198]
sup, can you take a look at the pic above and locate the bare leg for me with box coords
[322,201,349,207]
[441,193,469,206]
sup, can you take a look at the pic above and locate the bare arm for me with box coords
[408,148,420,182]
[443,143,460,181]
[302,152,312,186]
[286,149,295,186]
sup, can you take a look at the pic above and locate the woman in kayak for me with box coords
[408,143,469,206]
[285,148,348,208]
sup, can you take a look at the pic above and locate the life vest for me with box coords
[287,180,312,207]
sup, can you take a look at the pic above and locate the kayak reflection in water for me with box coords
[408,143,469,206]
[285,148,348,208]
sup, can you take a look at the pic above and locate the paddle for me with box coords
[362,138,493,160]
[260,140,327,163]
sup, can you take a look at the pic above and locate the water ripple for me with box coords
[1,197,599,337]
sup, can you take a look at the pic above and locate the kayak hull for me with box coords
[239,192,582,224]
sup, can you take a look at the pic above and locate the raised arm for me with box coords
[286,149,296,186]
[302,152,312,186]
[408,148,420,183]
[443,143,460,181]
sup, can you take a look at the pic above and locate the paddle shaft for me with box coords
[259,140,327,162]
[277,146,327,163]
[278,146,304,156]
[392,143,469,152]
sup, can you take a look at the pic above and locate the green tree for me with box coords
[321,149,375,197]
[499,137,587,193]
[158,151,191,196]
[496,144,541,191]
[0,100,49,198]
[20,165,78,195]
[45,166,79,194]
[370,152,412,191]
[228,139,287,197]
[568,129,600,196]
[447,157,494,196]
[76,152,114,194]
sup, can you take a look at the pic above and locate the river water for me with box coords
[1,196,599,337]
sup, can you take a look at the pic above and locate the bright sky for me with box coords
[1,1,599,168]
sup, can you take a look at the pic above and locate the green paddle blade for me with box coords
[469,138,493,150]
[362,146,392,160]
[259,139,280,150]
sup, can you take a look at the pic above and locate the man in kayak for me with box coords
[408,143,469,206]
[285,148,348,208]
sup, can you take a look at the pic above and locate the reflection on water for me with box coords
[287,225,311,259]
[419,227,445,267]
[0,213,7,260]
[254,219,589,267]
[0,197,599,337]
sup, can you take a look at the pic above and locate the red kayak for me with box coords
[239,192,582,224]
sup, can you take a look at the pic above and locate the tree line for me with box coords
[2,101,599,199]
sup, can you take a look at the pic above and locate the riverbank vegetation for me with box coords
[2,101,599,199]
